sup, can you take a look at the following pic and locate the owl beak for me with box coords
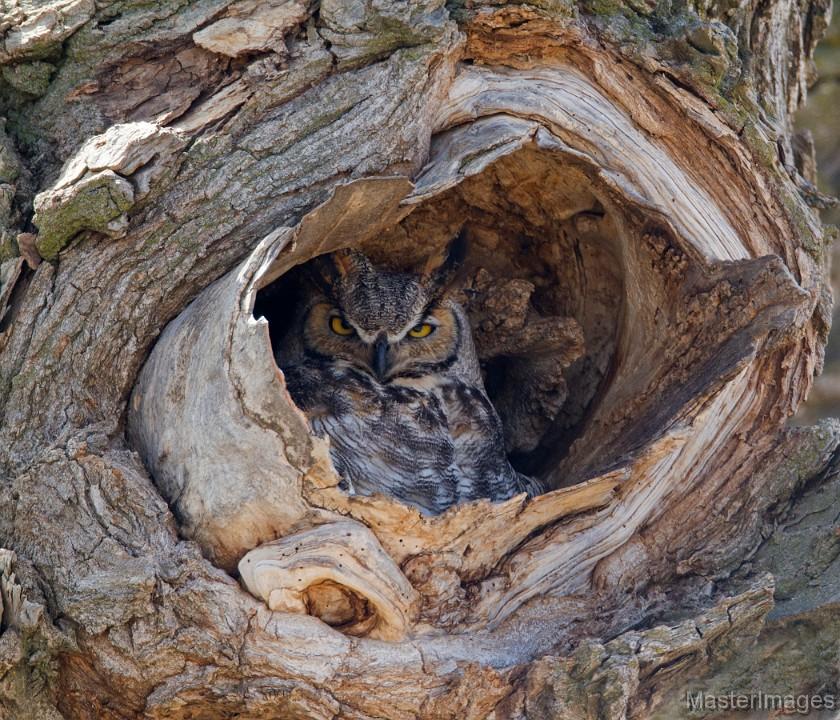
[372,335,389,381]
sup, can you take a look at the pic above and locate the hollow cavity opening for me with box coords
[255,144,628,495]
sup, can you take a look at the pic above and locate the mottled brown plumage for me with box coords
[274,238,541,514]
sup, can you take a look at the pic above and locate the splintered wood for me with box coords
[2,0,832,716]
[130,58,818,643]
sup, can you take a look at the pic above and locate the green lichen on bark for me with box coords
[1,62,55,97]
[0,119,28,263]
[318,0,452,68]
[33,171,134,260]
[0,128,21,188]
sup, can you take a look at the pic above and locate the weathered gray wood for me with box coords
[0,0,835,717]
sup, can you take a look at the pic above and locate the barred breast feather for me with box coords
[284,361,537,515]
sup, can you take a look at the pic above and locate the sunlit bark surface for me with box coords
[0,0,836,717]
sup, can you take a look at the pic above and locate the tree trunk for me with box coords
[0,0,837,718]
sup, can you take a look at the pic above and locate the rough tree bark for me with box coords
[0,0,837,719]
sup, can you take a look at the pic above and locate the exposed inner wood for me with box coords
[1,0,830,714]
[129,57,815,639]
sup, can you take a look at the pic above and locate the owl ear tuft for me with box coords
[332,248,372,278]
[308,249,371,295]
[423,230,468,292]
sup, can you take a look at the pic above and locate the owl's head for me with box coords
[299,236,470,383]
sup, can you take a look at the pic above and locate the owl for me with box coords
[274,237,542,515]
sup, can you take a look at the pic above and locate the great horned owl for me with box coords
[275,237,542,515]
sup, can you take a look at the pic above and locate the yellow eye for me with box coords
[330,316,355,336]
[408,322,434,338]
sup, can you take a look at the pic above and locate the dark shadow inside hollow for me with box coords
[255,146,626,491]
[254,263,305,363]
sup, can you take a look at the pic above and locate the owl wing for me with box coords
[284,362,461,514]
[438,382,541,502]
